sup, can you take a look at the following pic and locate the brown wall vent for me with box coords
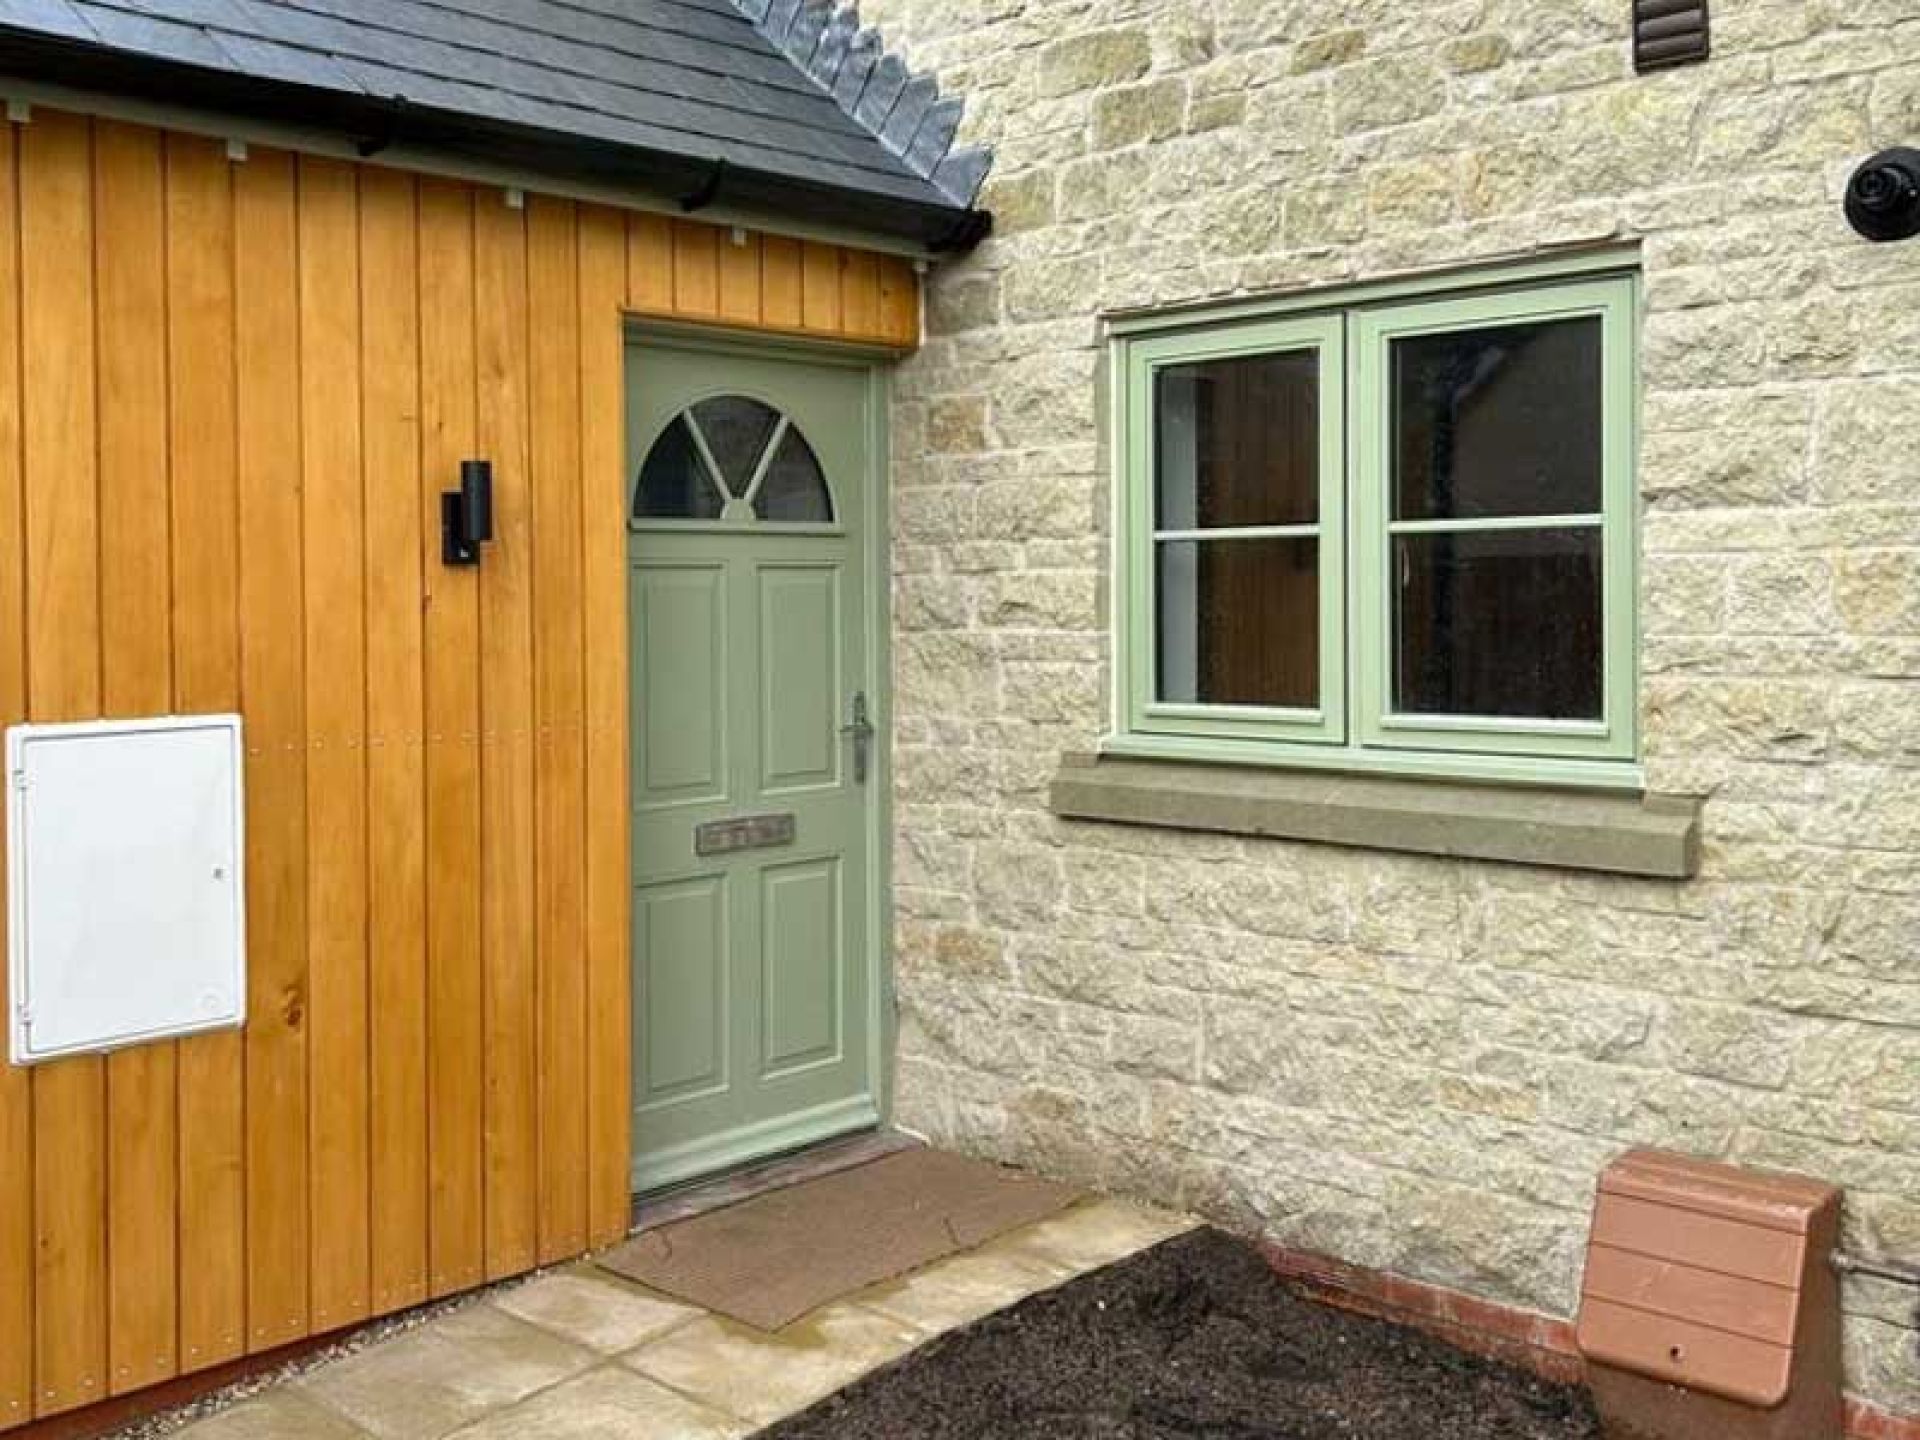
[1577,1149,1843,1440]
[1633,0,1710,71]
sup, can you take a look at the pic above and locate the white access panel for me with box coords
[8,715,247,1066]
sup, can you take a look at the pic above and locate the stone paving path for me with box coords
[169,1196,1197,1440]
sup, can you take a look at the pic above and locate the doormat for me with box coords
[598,1148,1082,1331]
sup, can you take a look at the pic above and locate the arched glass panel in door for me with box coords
[633,396,834,525]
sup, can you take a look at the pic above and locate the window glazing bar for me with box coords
[1384,512,1604,536]
[1151,524,1322,542]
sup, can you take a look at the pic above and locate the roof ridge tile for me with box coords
[830,27,881,111]
[807,6,858,87]
[729,0,990,207]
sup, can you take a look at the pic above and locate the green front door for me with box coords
[625,337,882,1192]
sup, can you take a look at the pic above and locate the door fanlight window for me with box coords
[633,395,835,525]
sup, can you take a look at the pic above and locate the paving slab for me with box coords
[494,1272,702,1355]
[994,1197,1199,1276]
[173,1389,371,1439]
[137,1161,1203,1440]
[296,1306,595,1440]
[447,1366,749,1440]
[622,1304,924,1425]
[853,1245,1074,1335]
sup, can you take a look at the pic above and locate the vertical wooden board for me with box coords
[166,141,241,706]
[762,235,803,331]
[234,148,311,1355]
[474,192,538,1280]
[417,179,486,1299]
[801,242,841,333]
[878,256,919,346]
[92,119,180,1400]
[626,212,672,314]
[95,122,173,713]
[20,108,108,1420]
[176,1040,247,1361]
[298,156,371,1334]
[578,207,632,1248]
[360,167,430,1318]
[671,220,719,318]
[166,131,247,1375]
[20,116,100,718]
[839,249,880,340]
[0,118,34,1438]
[716,229,762,326]
[528,199,588,1264]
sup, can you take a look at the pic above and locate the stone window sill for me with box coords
[1049,752,1701,879]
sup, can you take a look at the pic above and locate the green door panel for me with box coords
[759,565,842,792]
[635,877,728,1103]
[762,857,843,1076]
[632,565,729,805]
[626,338,880,1193]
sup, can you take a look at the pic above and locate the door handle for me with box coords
[840,691,876,785]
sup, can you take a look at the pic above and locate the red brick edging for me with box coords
[1849,1399,1920,1440]
[1257,1238,1920,1440]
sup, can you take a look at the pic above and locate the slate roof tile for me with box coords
[0,0,991,230]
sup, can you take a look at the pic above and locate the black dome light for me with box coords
[1845,148,1920,243]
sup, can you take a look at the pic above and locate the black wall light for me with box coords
[442,460,494,566]
[1846,148,1920,243]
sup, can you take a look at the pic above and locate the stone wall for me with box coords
[865,0,1920,1415]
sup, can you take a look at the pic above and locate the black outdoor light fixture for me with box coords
[1846,148,1920,243]
[442,459,495,566]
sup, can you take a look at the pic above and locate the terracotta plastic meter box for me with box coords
[1577,1149,1843,1440]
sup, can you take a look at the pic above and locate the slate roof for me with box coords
[0,0,992,247]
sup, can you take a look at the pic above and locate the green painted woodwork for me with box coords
[1105,244,1642,336]
[1350,277,1638,764]
[1111,262,1642,788]
[1120,313,1346,747]
[626,337,882,1193]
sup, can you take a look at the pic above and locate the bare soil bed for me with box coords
[764,1228,1604,1440]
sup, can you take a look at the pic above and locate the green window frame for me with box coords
[1122,314,1347,747]
[1110,258,1641,789]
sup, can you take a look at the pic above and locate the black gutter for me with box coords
[0,29,993,254]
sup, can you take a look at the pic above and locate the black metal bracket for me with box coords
[930,206,994,255]
[355,96,408,158]
[681,158,728,214]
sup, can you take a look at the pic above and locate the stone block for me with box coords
[1036,30,1152,98]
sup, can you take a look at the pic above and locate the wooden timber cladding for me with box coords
[0,107,919,1431]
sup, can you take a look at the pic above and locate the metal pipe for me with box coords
[1833,1250,1920,1287]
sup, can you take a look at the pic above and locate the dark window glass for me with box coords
[1155,351,1319,530]
[634,417,725,521]
[1392,318,1602,521]
[753,427,834,523]
[691,396,780,496]
[1157,537,1319,708]
[1394,528,1603,720]
[636,399,834,525]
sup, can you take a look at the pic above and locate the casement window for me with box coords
[1112,263,1639,786]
